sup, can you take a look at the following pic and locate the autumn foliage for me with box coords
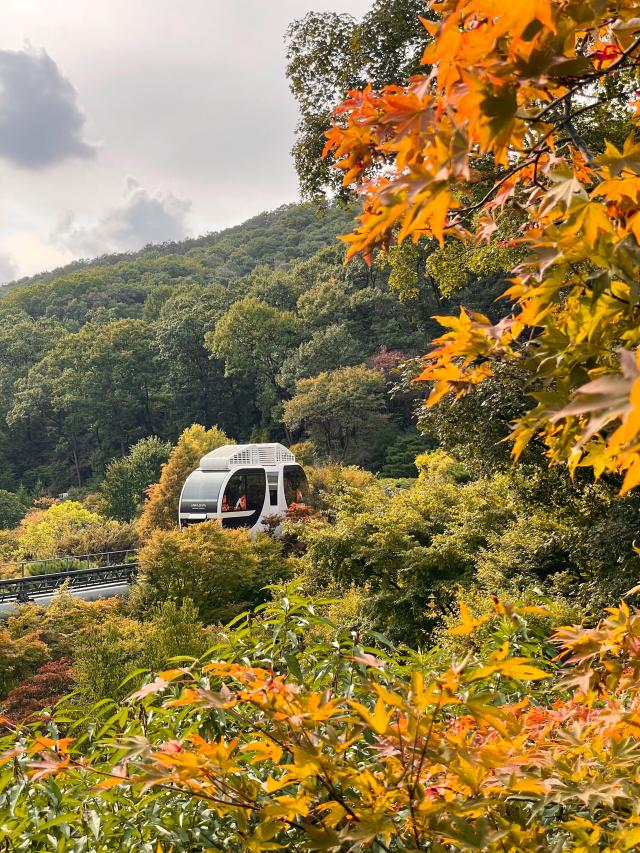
[1,660,74,723]
[4,590,640,849]
[325,0,640,491]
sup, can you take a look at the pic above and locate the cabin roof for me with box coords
[199,443,296,471]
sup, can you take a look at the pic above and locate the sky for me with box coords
[0,0,372,281]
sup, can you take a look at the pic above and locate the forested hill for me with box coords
[0,198,506,495]
[0,202,355,294]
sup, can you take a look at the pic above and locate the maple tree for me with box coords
[324,0,640,491]
[4,588,640,849]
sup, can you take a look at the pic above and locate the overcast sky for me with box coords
[0,0,372,280]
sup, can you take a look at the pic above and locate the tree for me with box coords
[283,366,386,464]
[206,297,300,426]
[137,424,230,535]
[153,286,247,432]
[278,323,365,390]
[0,489,28,530]
[99,436,172,522]
[325,0,640,491]
[286,0,429,198]
[8,320,164,484]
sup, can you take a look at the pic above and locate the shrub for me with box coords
[53,518,139,558]
[137,521,289,624]
[16,502,102,559]
[7,592,640,850]
[1,659,74,722]
[138,424,230,536]
[72,599,215,703]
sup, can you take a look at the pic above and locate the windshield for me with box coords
[181,470,226,506]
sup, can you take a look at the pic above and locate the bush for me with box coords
[16,502,102,559]
[137,521,289,624]
[6,592,640,850]
[1,659,74,722]
[15,501,138,561]
[72,599,215,703]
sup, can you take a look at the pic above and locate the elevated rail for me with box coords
[0,550,138,605]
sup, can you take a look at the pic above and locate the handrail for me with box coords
[0,560,138,604]
[2,549,138,579]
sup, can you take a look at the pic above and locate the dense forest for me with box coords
[3,0,640,850]
[0,199,509,496]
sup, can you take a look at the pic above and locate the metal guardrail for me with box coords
[0,551,138,604]
[10,549,138,578]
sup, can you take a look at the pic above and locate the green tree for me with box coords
[206,297,300,428]
[286,0,429,198]
[0,489,28,530]
[283,365,386,464]
[100,436,172,522]
[8,320,164,484]
[279,323,365,390]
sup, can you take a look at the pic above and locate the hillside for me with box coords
[0,202,356,295]
[0,200,450,493]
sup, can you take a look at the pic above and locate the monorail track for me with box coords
[0,551,138,614]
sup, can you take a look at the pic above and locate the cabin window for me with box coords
[283,464,310,507]
[267,471,279,505]
[221,468,266,528]
[180,471,225,519]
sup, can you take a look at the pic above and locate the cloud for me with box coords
[52,178,192,257]
[0,252,19,284]
[0,46,96,169]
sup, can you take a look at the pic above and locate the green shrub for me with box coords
[136,521,290,624]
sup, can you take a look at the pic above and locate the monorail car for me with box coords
[178,443,309,534]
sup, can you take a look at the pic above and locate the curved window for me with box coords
[283,465,310,507]
[221,468,266,529]
[180,470,225,516]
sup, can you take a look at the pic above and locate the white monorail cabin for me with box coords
[178,443,309,533]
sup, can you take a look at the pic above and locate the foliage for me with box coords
[1,659,74,723]
[286,0,428,198]
[0,489,27,530]
[283,366,386,464]
[72,599,213,704]
[99,436,172,522]
[325,0,640,491]
[206,297,301,423]
[136,521,289,625]
[6,590,640,850]
[378,430,435,479]
[137,424,230,536]
[16,502,102,560]
[0,626,49,696]
[295,451,640,641]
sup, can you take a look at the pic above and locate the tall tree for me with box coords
[325,0,640,491]
[206,298,300,429]
[286,0,429,198]
[283,365,386,464]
